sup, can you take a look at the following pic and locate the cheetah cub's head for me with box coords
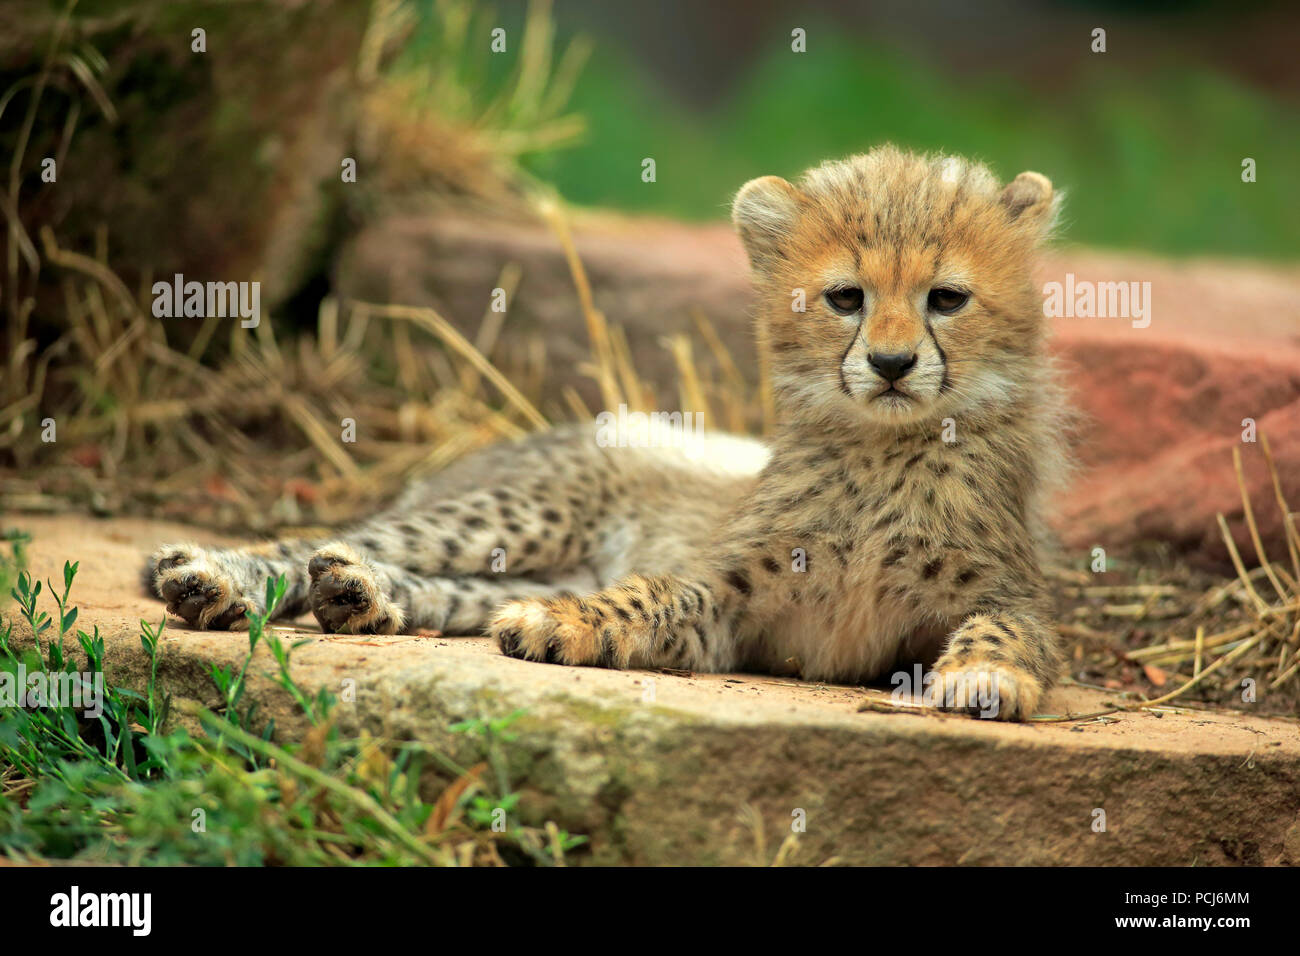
[733,145,1060,427]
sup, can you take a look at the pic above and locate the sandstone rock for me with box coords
[8,515,1300,865]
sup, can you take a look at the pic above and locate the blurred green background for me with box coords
[403,0,1299,259]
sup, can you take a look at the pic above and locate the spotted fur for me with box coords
[143,146,1071,720]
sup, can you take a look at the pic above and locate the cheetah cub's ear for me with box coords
[732,175,802,268]
[1000,170,1060,238]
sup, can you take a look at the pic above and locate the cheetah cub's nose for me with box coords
[868,351,918,382]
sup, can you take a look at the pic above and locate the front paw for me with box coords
[927,660,1041,721]
[150,545,252,631]
[308,544,405,635]
[490,599,608,666]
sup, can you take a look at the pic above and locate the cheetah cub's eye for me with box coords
[824,286,864,315]
[927,287,970,315]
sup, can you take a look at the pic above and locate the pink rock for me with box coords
[1043,251,1300,570]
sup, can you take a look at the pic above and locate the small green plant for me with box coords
[0,533,585,865]
[1,546,155,787]
[450,708,587,861]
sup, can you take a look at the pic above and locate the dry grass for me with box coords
[0,183,767,533]
[357,0,591,206]
[1054,435,1300,717]
[0,0,611,531]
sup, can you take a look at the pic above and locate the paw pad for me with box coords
[153,554,252,631]
[308,548,403,635]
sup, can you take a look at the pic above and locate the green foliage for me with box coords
[0,533,583,865]
[385,0,591,163]
[526,30,1298,260]
[449,708,587,858]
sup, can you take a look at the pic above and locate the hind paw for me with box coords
[308,543,405,635]
[149,544,252,631]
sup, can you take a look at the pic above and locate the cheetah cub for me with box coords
[144,146,1069,720]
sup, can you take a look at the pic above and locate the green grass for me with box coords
[0,533,585,865]
[511,25,1298,260]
